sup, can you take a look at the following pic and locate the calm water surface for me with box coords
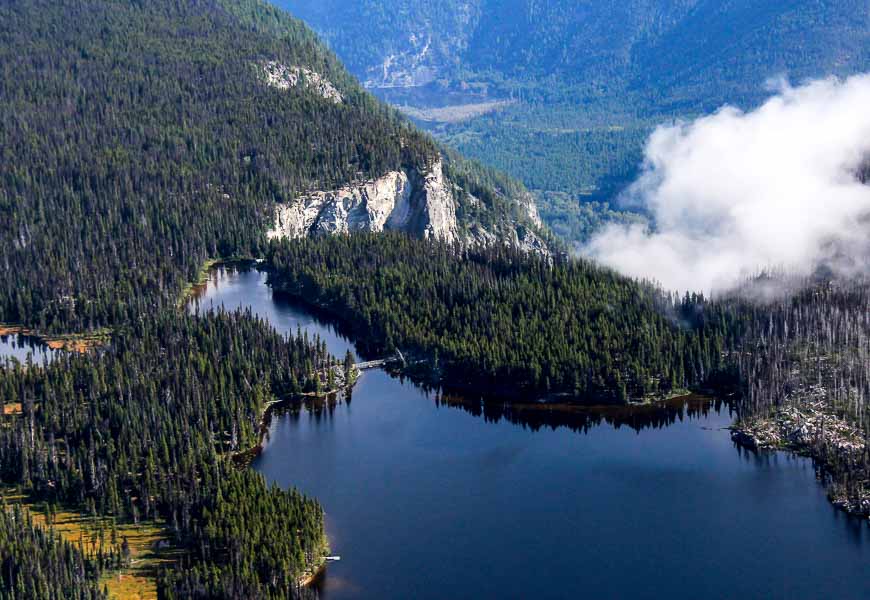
[0,333,57,366]
[197,266,870,600]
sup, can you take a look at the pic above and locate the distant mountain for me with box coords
[277,0,870,106]
[275,0,870,244]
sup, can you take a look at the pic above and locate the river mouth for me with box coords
[194,264,870,600]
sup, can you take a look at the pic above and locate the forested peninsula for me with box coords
[266,234,738,403]
[266,236,870,516]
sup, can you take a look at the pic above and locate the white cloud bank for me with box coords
[584,75,870,295]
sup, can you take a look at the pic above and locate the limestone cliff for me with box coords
[267,159,550,255]
[261,61,343,104]
[268,160,457,244]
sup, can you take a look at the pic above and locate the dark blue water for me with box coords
[197,266,870,600]
[0,333,57,366]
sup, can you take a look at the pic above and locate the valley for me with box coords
[1,1,869,598]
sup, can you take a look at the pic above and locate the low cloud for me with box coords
[585,75,870,295]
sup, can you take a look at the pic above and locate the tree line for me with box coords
[266,233,739,403]
[728,280,870,515]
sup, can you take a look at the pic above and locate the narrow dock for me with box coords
[354,359,387,371]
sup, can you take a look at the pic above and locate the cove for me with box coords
[193,266,869,600]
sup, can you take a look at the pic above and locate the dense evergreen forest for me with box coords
[0,0,439,333]
[266,234,737,402]
[0,505,107,599]
[0,0,452,596]
[0,0,554,595]
[1,311,332,597]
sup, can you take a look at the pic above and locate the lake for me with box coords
[194,266,870,600]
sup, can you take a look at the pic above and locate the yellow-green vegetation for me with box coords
[177,258,223,307]
[2,402,22,416]
[1,486,180,600]
[43,328,112,353]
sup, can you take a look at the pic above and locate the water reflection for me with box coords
[194,264,870,600]
[0,333,57,367]
[436,391,731,435]
[188,264,360,361]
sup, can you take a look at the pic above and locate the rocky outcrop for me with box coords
[732,399,869,517]
[732,401,866,456]
[268,161,458,243]
[517,191,543,228]
[261,61,343,104]
[364,33,438,88]
[268,159,552,256]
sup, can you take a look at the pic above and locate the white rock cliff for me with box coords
[261,61,343,104]
[267,160,550,256]
[268,160,458,243]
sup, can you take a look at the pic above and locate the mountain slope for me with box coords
[275,0,870,243]
[0,0,544,333]
[278,0,870,104]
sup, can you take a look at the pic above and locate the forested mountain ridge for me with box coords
[278,0,870,111]
[276,0,870,244]
[0,0,548,596]
[0,0,546,334]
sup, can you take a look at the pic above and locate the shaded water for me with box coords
[197,266,870,600]
[0,333,57,366]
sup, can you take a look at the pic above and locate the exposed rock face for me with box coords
[399,161,458,243]
[268,161,458,243]
[268,159,551,256]
[517,191,543,228]
[364,33,438,89]
[261,61,343,104]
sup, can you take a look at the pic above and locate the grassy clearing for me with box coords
[1,485,181,600]
[2,402,22,416]
[43,329,111,353]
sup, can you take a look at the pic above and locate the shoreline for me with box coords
[0,324,109,353]
[298,557,328,588]
[180,256,262,307]
[188,258,349,588]
[731,402,869,519]
[227,392,341,587]
[230,386,351,587]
